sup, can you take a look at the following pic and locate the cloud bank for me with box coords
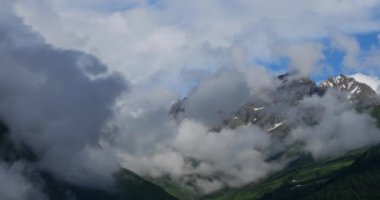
[0,0,126,188]
[0,0,380,196]
[14,0,380,85]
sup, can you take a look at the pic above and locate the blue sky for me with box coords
[323,32,379,77]
[258,31,380,83]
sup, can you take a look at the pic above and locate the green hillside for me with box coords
[203,145,380,200]
[260,145,380,200]
[203,149,363,200]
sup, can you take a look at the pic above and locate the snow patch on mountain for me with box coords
[350,73,380,94]
[267,121,287,132]
[319,74,377,101]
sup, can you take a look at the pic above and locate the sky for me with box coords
[12,0,380,94]
[2,0,380,196]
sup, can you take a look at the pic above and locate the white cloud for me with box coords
[273,41,325,76]
[288,91,380,159]
[330,32,380,75]
[112,116,285,193]
[13,0,380,86]
[2,0,380,194]
[331,32,362,69]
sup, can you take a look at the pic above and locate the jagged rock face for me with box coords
[227,103,290,135]
[170,74,379,134]
[274,75,321,104]
[320,74,377,101]
[169,99,185,120]
[169,75,321,134]
[227,76,321,134]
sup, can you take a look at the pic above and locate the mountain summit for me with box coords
[320,74,377,102]
[171,74,379,131]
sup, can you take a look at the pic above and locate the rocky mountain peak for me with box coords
[170,73,379,133]
[319,74,377,101]
[275,75,321,104]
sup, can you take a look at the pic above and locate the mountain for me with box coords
[203,104,380,200]
[320,74,378,104]
[1,73,378,200]
[169,74,379,142]
[320,74,374,96]
[0,120,177,200]
[164,73,380,199]
[171,74,379,132]
[227,74,322,134]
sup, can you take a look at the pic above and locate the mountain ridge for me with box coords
[162,73,380,199]
[171,73,379,132]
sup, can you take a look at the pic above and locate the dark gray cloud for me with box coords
[0,2,127,187]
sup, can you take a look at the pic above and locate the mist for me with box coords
[108,72,380,192]
[287,91,380,159]
[0,162,47,200]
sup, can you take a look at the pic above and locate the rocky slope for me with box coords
[171,74,379,134]
[320,74,378,104]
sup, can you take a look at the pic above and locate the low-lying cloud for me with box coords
[109,75,380,192]
[0,162,47,200]
[287,91,380,159]
[0,0,380,197]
